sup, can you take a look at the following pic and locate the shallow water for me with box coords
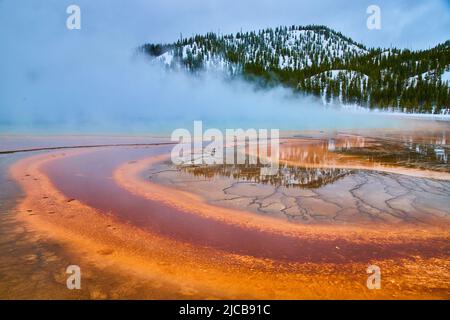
[175,129,450,192]
[40,146,377,263]
[181,164,354,189]
[35,145,447,263]
[1,132,449,299]
[284,129,450,171]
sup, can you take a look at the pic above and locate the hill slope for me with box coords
[140,25,450,113]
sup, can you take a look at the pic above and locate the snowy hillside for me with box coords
[140,26,450,113]
[145,25,367,73]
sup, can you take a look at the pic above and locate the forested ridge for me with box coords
[140,25,450,113]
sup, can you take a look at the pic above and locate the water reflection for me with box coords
[282,130,449,171]
[181,163,353,189]
[280,134,366,166]
[179,129,450,188]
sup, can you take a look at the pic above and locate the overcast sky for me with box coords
[1,0,449,49]
[0,0,449,133]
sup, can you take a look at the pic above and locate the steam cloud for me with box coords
[2,0,439,134]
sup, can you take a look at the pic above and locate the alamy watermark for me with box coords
[66,265,81,290]
[367,5,381,30]
[366,265,381,289]
[66,4,81,30]
[171,121,280,176]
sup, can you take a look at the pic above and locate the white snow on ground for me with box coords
[339,103,450,121]
[159,52,173,66]
[305,69,369,105]
[308,69,369,83]
[441,69,450,83]
[149,30,448,117]
[380,50,398,58]
[153,28,368,72]
[407,66,450,87]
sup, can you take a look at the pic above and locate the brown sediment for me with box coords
[38,147,447,263]
[8,147,450,299]
[114,153,449,230]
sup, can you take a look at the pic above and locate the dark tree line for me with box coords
[141,25,450,113]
